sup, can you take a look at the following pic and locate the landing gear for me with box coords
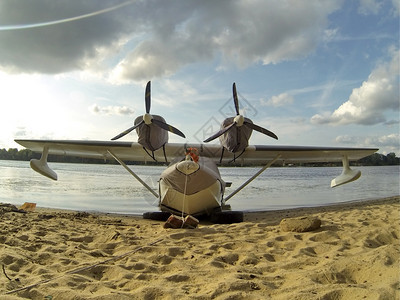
[142,210,244,224]
[142,211,171,221]
[210,211,244,224]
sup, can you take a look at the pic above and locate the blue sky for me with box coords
[1,0,399,154]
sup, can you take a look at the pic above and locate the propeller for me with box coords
[203,82,278,143]
[112,81,185,141]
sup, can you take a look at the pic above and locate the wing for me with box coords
[15,139,152,161]
[237,145,378,164]
[15,139,377,164]
[171,143,376,164]
[15,139,377,186]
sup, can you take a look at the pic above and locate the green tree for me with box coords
[386,152,398,165]
[7,148,18,160]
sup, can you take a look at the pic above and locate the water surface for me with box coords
[1,160,398,214]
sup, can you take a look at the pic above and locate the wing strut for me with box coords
[224,154,281,202]
[107,150,159,198]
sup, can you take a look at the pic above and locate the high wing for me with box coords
[15,139,377,164]
[15,139,378,187]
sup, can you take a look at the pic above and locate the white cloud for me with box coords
[336,133,400,154]
[357,0,399,17]
[151,80,199,108]
[311,48,399,125]
[0,1,140,74]
[358,0,383,15]
[0,1,341,81]
[392,0,400,16]
[322,28,339,43]
[262,93,294,107]
[89,104,134,116]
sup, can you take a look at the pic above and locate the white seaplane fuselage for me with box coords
[159,155,226,216]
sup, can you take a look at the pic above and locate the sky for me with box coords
[0,0,399,155]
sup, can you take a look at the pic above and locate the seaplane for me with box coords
[15,81,378,223]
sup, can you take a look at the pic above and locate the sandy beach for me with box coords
[1,196,399,299]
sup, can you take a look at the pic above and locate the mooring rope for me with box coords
[4,238,164,295]
[181,173,189,227]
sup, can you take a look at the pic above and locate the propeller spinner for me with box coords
[204,82,278,154]
[112,81,185,141]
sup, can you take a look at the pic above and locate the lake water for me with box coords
[0,160,399,215]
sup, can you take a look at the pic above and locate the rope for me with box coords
[4,238,164,295]
[181,173,189,227]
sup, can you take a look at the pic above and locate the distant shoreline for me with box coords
[1,150,399,166]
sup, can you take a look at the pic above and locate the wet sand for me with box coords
[1,196,399,299]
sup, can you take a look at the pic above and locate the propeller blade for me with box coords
[145,81,151,114]
[244,122,278,140]
[233,82,240,115]
[152,118,186,138]
[111,120,144,140]
[203,122,236,143]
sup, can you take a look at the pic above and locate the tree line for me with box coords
[0,148,399,166]
[358,152,399,166]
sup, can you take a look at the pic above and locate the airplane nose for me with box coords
[176,160,199,175]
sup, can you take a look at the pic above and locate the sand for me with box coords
[1,196,399,300]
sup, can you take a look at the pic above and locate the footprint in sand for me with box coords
[165,274,190,282]
[364,231,396,248]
